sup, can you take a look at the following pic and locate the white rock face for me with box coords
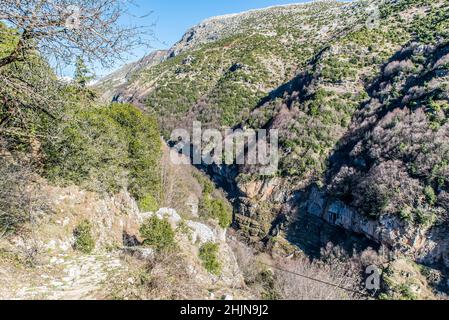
[95,50,168,102]
[145,208,227,245]
[44,238,74,252]
[139,211,154,222]
[303,186,449,268]
[156,208,182,225]
[168,2,319,57]
[133,207,246,288]
[307,187,326,217]
[214,227,227,243]
[187,221,216,244]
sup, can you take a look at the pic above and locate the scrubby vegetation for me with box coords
[109,1,354,136]
[2,0,449,300]
[73,220,95,254]
[195,172,233,228]
[378,258,438,300]
[199,197,233,229]
[106,0,449,258]
[140,216,176,251]
[0,161,32,235]
[43,103,162,210]
[199,242,221,275]
[1,17,163,235]
[230,239,368,300]
[327,39,449,226]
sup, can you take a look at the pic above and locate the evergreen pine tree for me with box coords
[74,57,94,87]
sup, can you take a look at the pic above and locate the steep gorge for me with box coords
[97,0,449,298]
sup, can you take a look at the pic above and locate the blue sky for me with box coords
[88,0,316,77]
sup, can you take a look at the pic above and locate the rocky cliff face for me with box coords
[95,50,168,103]
[293,186,448,266]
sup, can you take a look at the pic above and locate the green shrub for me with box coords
[44,108,129,192]
[107,103,162,205]
[362,186,390,218]
[199,196,233,228]
[258,269,281,300]
[73,220,95,254]
[177,220,193,241]
[399,206,413,222]
[43,103,162,207]
[139,193,159,212]
[194,172,215,195]
[199,242,221,275]
[424,186,437,205]
[398,283,418,300]
[140,216,175,251]
[211,198,233,228]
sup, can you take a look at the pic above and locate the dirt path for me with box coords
[7,252,124,300]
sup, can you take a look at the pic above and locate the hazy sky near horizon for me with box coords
[88,0,317,77]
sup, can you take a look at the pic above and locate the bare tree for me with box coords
[273,255,365,300]
[0,0,153,69]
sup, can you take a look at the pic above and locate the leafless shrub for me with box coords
[434,53,449,68]
[229,238,260,286]
[273,254,365,300]
[229,238,368,300]
[0,158,33,237]
[437,191,449,213]
[15,235,44,267]
[403,85,427,103]
[384,59,415,77]
[0,156,48,239]
[359,248,384,268]
[353,160,423,217]
[0,0,153,69]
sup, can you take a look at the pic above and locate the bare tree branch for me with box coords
[0,0,154,69]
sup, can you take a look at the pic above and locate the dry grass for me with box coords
[230,237,375,300]
[109,250,206,300]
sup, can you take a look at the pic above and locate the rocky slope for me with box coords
[99,0,449,298]
[0,166,253,300]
